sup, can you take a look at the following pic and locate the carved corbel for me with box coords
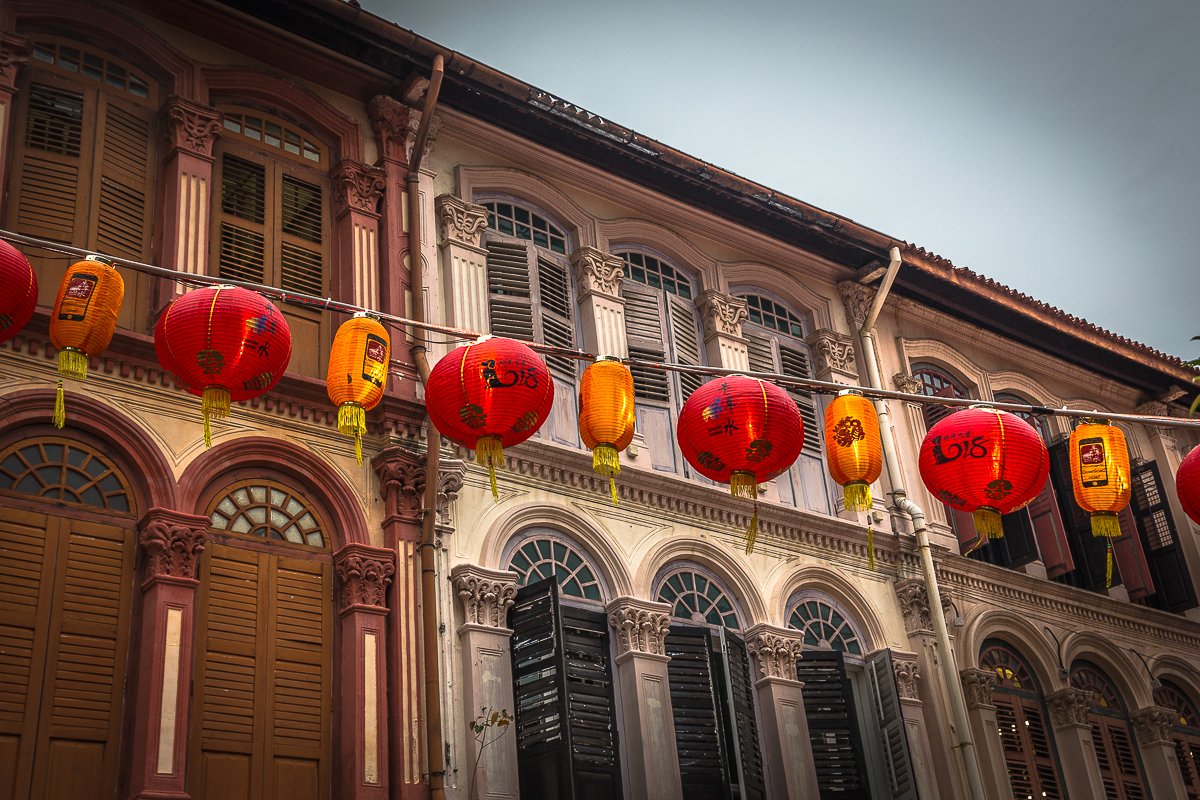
[960,667,996,709]
[806,328,857,378]
[163,97,222,159]
[1130,706,1176,746]
[0,34,32,91]
[138,508,210,584]
[606,597,672,657]
[451,564,519,629]
[571,246,624,297]
[332,159,386,218]
[744,625,805,682]
[1046,687,1093,728]
[367,94,411,163]
[697,290,748,338]
[837,280,876,331]
[334,544,396,613]
[437,194,489,248]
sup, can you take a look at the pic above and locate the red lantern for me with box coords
[155,285,292,446]
[677,375,805,552]
[919,406,1049,550]
[0,240,37,344]
[1178,445,1200,527]
[426,336,554,497]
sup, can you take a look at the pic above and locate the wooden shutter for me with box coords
[536,256,576,379]
[1049,440,1109,590]
[950,504,982,554]
[486,240,535,340]
[1175,733,1200,800]
[561,605,621,796]
[218,154,268,284]
[1130,460,1198,612]
[866,650,916,800]
[667,293,703,402]
[624,284,671,403]
[1090,716,1148,800]
[720,632,765,800]
[992,694,1063,800]
[796,650,871,799]
[665,625,732,800]
[1028,481,1075,577]
[1113,506,1155,600]
[778,343,821,459]
[991,508,1039,568]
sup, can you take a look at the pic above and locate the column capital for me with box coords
[367,94,412,163]
[138,507,209,585]
[837,280,876,330]
[744,624,805,682]
[1131,705,1176,746]
[451,564,518,629]
[570,245,625,298]
[436,194,489,248]
[895,578,952,635]
[960,667,997,709]
[605,596,672,657]
[0,33,31,92]
[891,651,921,702]
[372,446,425,523]
[697,289,748,338]
[163,96,222,159]
[332,159,386,219]
[334,543,396,614]
[1046,687,1094,728]
[806,328,857,381]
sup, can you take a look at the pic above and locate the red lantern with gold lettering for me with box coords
[1175,445,1200,528]
[155,285,292,447]
[0,240,37,344]
[426,336,554,498]
[677,375,805,553]
[919,406,1048,550]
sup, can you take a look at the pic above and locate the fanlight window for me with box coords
[223,111,322,163]
[483,201,566,254]
[507,537,602,600]
[0,439,133,513]
[741,293,804,337]
[994,392,1051,442]
[787,597,863,656]
[1071,663,1124,712]
[31,40,150,99]
[980,642,1039,693]
[1155,680,1200,729]
[657,568,741,630]
[619,251,692,299]
[208,481,326,548]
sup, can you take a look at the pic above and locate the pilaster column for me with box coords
[697,290,748,370]
[1131,705,1187,799]
[372,446,426,800]
[605,597,681,800]
[571,245,627,357]
[959,668,1008,800]
[889,650,940,800]
[0,33,30,196]
[334,544,396,799]
[436,194,491,337]
[332,159,387,310]
[744,624,817,800]
[128,508,208,800]
[1045,687,1106,799]
[451,564,520,800]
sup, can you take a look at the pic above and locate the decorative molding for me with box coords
[960,668,996,709]
[138,508,209,583]
[164,96,222,158]
[570,246,624,297]
[1046,687,1093,728]
[334,544,396,612]
[893,372,925,396]
[438,459,466,525]
[807,328,856,376]
[436,194,489,248]
[332,159,386,218]
[744,625,805,681]
[451,564,518,629]
[367,94,411,162]
[0,34,31,90]
[837,281,876,330]
[1134,400,1178,439]
[405,107,439,163]
[606,597,672,657]
[893,654,921,701]
[1130,706,1176,746]
[698,290,748,337]
[373,446,425,522]
[895,579,952,634]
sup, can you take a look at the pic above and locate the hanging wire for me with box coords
[3,227,1199,431]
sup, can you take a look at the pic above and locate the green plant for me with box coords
[1190,336,1200,416]
[469,706,512,798]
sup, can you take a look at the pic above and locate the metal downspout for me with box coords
[406,54,446,800]
[858,246,987,799]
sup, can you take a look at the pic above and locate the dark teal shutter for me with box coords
[1131,460,1198,612]
[796,650,871,800]
[866,650,917,800]
[720,632,765,800]
[666,625,732,800]
[561,604,621,795]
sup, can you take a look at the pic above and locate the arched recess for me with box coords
[959,607,1066,694]
[1153,654,1200,701]
[456,165,595,247]
[599,217,718,291]
[728,263,834,331]
[770,564,888,650]
[634,536,768,625]
[1061,632,1154,710]
[177,436,368,548]
[0,387,177,512]
[500,526,613,603]
[478,502,633,597]
[900,338,987,396]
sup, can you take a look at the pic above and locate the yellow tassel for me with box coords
[973,507,1004,540]
[867,523,875,571]
[962,534,986,556]
[843,481,873,512]
[744,501,759,554]
[57,347,88,381]
[1091,512,1121,540]
[730,470,757,500]
[354,433,363,466]
[53,380,66,429]
[204,413,212,448]
[610,477,618,506]
[1106,540,1114,589]
[593,444,620,477]
[476,436,504,500]
[201,386,231,449]
[339,403,368,465]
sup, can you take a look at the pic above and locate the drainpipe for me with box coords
[857,246,987,800]
[406,54,446,800]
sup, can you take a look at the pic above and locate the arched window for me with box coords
[993,392,1052,443]
[206,480,327,548]
[739,291,827,513]
[6,35,160,331]
[1070,662,1149,800]
[506,534,603,601]
[0,438,134,514]
[980,641,1065,800]
[911,363,968,428]
[787,596,862,656]
[656,565,741,630]
[1154,679,1200,797]
[212,105,330,378]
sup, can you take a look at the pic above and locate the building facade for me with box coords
[1,2,1199,800]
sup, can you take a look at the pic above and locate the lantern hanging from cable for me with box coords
[1069,420,1130,587]
[155,285,292,447]
[0,240,38,345]
[578,356,636,504]
[919,406,1048,551]
[49,255,124,428]
[825,389,884,567]
[1177,445,1200,528]
[677,374,805,553]
[425,336,554,498]
[327,313,391,464]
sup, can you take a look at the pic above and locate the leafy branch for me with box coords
[1190,336,1200,417]
[469,706,512,799]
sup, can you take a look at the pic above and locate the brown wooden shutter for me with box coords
[1090,716,1148,800]
[993,694,1063,800]
[1049,440,1109,590]
[1027,481,1075,577]
[1113,506,1155,600]
[218,154,268,285]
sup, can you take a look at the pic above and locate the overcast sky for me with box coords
[363,0,1200,361]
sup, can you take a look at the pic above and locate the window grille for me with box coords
[208,481,326,548]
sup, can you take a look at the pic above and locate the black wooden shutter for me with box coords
[719,632,765,800]
[1049,440,1109,590]
[866,650,917,800]
[1131,460,1198,612]
[561,604,621,796]
[989,508,1038,568]
[666,625,732,800]
[796,650,871,800]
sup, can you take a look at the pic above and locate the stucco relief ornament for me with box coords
[1131,706,1176,746]
[437,462,465,525]
[367,94,410,158]
[698,291,748,336]
[335,548,396,611]
[139,517,208,580]
[1046,688,1093,727]
[960,668,997,708]
[0,35,32,89]
[893,373,925,396]
[372,446,425,521]
[837,280,876,330]
[333,160,386,217]
[405,107,439,163]
[571,246,624,296]
[894,578,952,634]
[436,195,489,248]
[745,632,804,680]
[809,329,856,374]
[608,605,671,656]
[455,573,517,628]
[893,655,921,701]
[165,98,223,157]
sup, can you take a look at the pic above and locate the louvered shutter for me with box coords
[992,693,1063,800]
[1050,440,1109,590]
[665,625,731,800]
[486,240,535,340]
[219,154,268,284]
[1091,716,1148,800]
[535,255,576,379]
[561,605,621,797]
[667,292,703,403]
[624,284,671,403]
[866,650,916,800]
[796,650,871,799]
[720,632,765,800]
[778,343,821,459]
[1113,506,1155,600]
[1027,481,1076,577]
[1176,734,1200,800]
[277,172,325,376]
[1130,460,1198,611]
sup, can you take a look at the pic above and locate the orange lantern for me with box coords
[824,390,883,512]
[327,313,391,464]
[49,255,124,428]
[578,356,636,503]
[1069,420,1130,586]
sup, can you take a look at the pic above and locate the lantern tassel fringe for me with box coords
[338,404,368,466]
[1106,540,1114,589]
[867,523,875,571]
[1090,512,1121,540]
[730,471,757,501]
[57,348,88,381]
[744,501,759,555]
[476,436,504,500]
[962,534,986,557]
[592,444,621,505]
[843,481,873,512]
[201,387,232,449]
[53,380,66,429]
[973,507,1004,540]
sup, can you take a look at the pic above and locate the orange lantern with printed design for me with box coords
[49,255,124,428]
[1069,421,1130,586]
[824,390,883,512]
[327,313,391,464]
[0,240,37,344]
[578,356,636,503]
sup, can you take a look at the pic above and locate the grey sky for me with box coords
[363,0,1200,361]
